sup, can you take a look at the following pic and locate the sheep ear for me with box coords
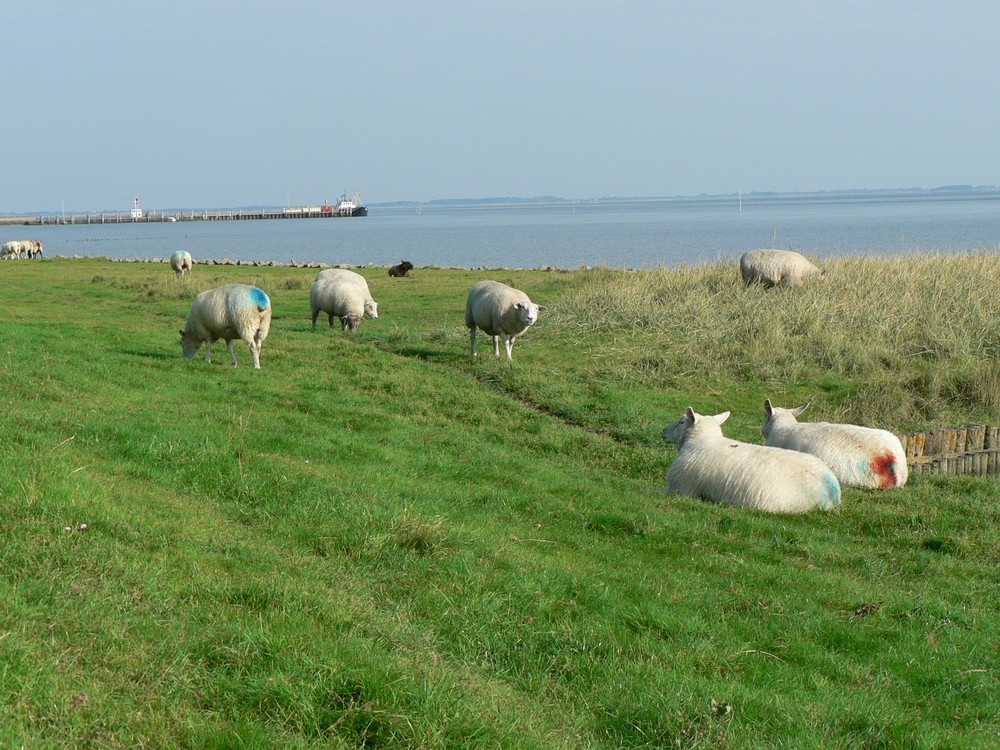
[685,406,696,422]
[793,403,809,416]
[764,399,774,416]
[714,411,731,425]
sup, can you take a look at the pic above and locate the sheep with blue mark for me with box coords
[761,400,908,488]
[465,280,541,360]
[662,407,842,514]
[180,284,272,369]
[170,250,193,277]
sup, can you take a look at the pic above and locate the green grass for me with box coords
[0,256,997,748]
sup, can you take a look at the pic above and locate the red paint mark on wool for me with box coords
[871,453,899,488]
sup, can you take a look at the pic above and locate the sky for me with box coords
[4,1,999,212]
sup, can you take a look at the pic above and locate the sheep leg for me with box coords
[503,336,515,360]
[492,335,500,357]
[227,340,238,367]
[204,339,213,364]
[470,327,478,357]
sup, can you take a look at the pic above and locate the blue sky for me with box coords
[4,1,998,212]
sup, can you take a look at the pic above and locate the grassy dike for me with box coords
[1,256,996,748]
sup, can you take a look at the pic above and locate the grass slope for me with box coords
[0,257,996,749]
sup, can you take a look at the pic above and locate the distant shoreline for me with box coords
[4,184,999,221]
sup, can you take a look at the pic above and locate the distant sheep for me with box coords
[314,269,379,320]
[662,407,842,514]
[465,280,540,360]
[2,240,42,259]
[740,248,825,288]
[389,260,414,277]
[180,284,271,369]
[170,250,193,277]
[762,400,908,488]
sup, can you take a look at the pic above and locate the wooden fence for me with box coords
[902,425,1000,476]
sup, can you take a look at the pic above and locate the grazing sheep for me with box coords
[180,284,271,369]
[662,407,842,514]
[3,240,44,259]
[739,248,825,288]
[388,260,414,277]
[310,276,373,332]
[761,400,908,488]
[315,269,379,319]
[170,250,193,277]
[465,280,540,359]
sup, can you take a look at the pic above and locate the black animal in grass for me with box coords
[388,260,414,278]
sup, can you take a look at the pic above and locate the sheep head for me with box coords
[663,407,730,447]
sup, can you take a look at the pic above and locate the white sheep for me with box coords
[180,284,272,369]
[314,269,379,319]
[739,248,825,288]
[170,250,193,277]
[662,407,842,514]
[310,277,373,331]
[761,400,908,488]
[465,280,540,359]
[3,240,44,259]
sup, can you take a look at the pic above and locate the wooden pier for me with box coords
[5,206,366,226]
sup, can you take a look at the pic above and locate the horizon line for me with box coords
[4,184,999,216]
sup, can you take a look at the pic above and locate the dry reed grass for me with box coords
[551,252,1000,429]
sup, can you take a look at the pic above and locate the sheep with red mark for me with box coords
[761,400,908,488]
[663,407,842,514]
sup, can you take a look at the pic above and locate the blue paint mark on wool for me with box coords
[249,287,270,310]
[820,474,842,509]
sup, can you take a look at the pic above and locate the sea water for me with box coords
[4,190,999,269]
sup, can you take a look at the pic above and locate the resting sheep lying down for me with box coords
[662,407,842,514]
[739,248,825,288]
[180,284,271,369]
[465,280,540,360]
[388,260,414,277]
[761,400,908,488]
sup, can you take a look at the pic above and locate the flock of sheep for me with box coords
[664,248,908,514]
[1,239,44,259]
[174,253,542,370]
[173,246,905,515]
